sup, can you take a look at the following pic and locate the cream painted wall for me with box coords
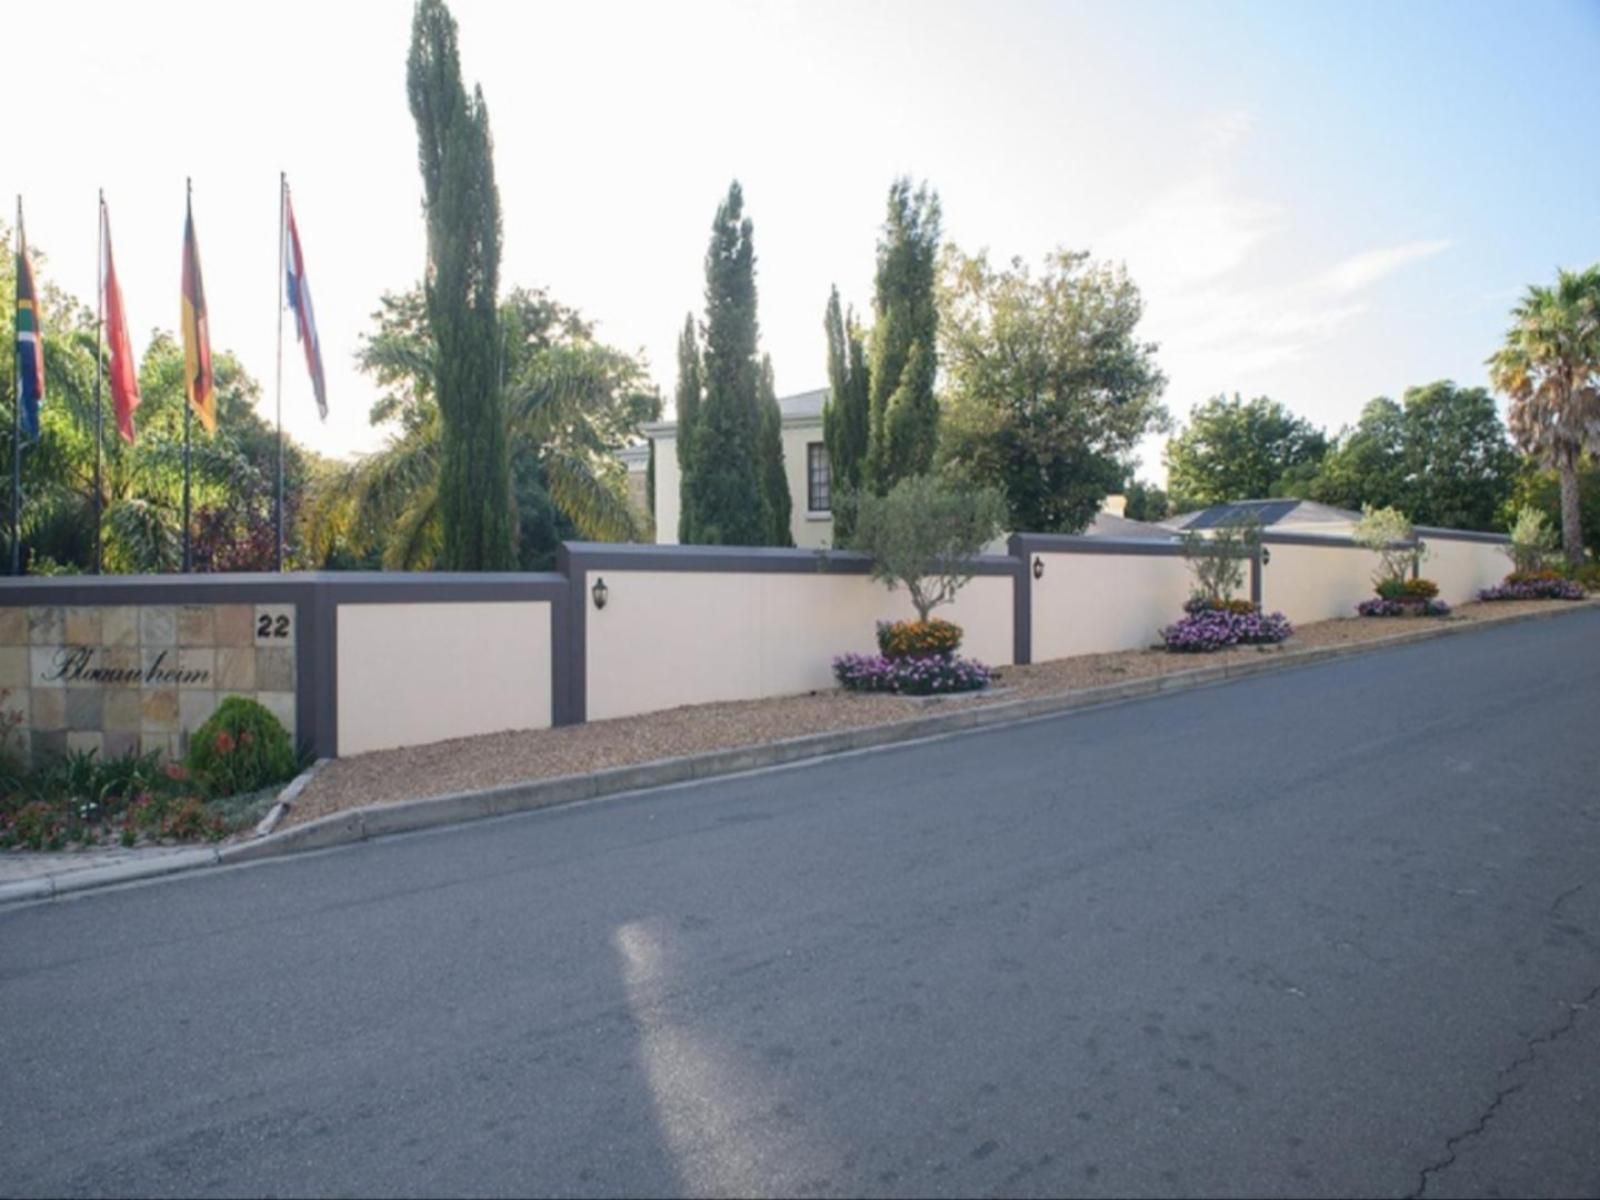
[650,422,833,548]
[337,602,552,756]
[1031,552,1193,661]
[1259,542,1385,625]
[1425,538,1508,605]
[584,569,1013,721]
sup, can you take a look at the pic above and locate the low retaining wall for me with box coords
[0,524,1512,761]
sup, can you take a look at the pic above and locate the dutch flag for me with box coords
[285,191,327,419]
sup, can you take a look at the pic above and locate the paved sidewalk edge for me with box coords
[4,599,1593,907]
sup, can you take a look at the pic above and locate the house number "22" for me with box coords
[256,614,291,639]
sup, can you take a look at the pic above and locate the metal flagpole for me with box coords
[10,197,20,576]
[182,179,193,574]
[274,173,286,572]
[93,193,104,575]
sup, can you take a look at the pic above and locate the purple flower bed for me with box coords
[1357,597,1452,617]
[1161,607,1294,652]
[1478,579,1585,601]
[833,652,993,695]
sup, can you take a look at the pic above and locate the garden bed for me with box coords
[282,597,1593,829]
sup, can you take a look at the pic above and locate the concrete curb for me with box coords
[253,758,330,837]
[3,599,1593,907]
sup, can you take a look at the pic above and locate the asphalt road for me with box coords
[4,610,1599,1199]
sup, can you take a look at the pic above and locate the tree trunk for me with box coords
[1559,458,1584,566]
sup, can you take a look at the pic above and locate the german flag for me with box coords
[180,192,216,433]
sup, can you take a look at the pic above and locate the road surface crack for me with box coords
[1409,980,1600,1198]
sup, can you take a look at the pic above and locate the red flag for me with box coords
[102,205,140,444]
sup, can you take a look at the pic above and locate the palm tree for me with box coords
[1488,266,1600,564]
[306,289,654,570]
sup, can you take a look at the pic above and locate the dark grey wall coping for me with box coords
[1413,526,1511,545]
[1009,532,1185,558]
[560,541,1019,577]
[1261,528,1509,549]
[0,570,568,605]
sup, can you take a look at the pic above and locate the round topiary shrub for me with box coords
[876,618,963,660]
[186,697,298,798]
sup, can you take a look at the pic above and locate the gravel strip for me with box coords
[287,598,1591,827]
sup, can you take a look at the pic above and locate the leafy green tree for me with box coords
[1302,397,1407,513]
[1164,394,1326,512]
[407,0,513,570]
[756,355,792,546]
[308,286,647,570]
[1396,382,1517,530]
[844,474,1007,622]
[1305,383,1516,531]
[940,248,1169,532]
[1503,456,1600,560]
[682,181,767,545]
[1122,480,1169,522]
[1488,265,1600,563]
[673,313,702,542]
[821,286,870,539]
[866,179,941,491]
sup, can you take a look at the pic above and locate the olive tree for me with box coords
[1179,517,1261,605]
[843,474,1006,622]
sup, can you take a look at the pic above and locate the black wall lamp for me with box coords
[591,576,609,610]
[1261,548,1272,566]
[1032,556,1045,580]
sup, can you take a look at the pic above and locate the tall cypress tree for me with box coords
[407,0,513,570]
[822,285,871,539]
[757,354,792,546]
[673,313,703,542]
[866,178,942,492]
[684,182,766,545]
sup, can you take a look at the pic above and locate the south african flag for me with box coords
[14,211,43,440]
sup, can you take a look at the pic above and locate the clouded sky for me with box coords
[11,0,1599,480]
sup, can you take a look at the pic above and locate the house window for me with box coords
[807,443,831,513]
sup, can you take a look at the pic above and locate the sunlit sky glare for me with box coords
[11,0,1600,481]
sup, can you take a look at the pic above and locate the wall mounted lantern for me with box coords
[1261,548,1272,566]
[1032,556,1045,581]
[592,576,609,610]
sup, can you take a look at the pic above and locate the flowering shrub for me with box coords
[833,653,993,695]
[1162,606,1294,652]
[0,745,246,851]
[1478,575,1585,601]
[876,618,963,660]
[1184,597,1256,616]
[186,697,297,798]
[1357,597,1451,617]
[1377,577,1440,601]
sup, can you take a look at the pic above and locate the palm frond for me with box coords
[541,449,639,542]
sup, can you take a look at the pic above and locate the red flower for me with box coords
[215,731,236,755]
[163,763,189,781]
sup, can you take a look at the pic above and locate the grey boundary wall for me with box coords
[0,572,572,759]
[0,525,1508,758]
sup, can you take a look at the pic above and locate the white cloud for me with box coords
[1318,240,1452,294]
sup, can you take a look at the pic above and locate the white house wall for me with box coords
[649,424,835,549]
